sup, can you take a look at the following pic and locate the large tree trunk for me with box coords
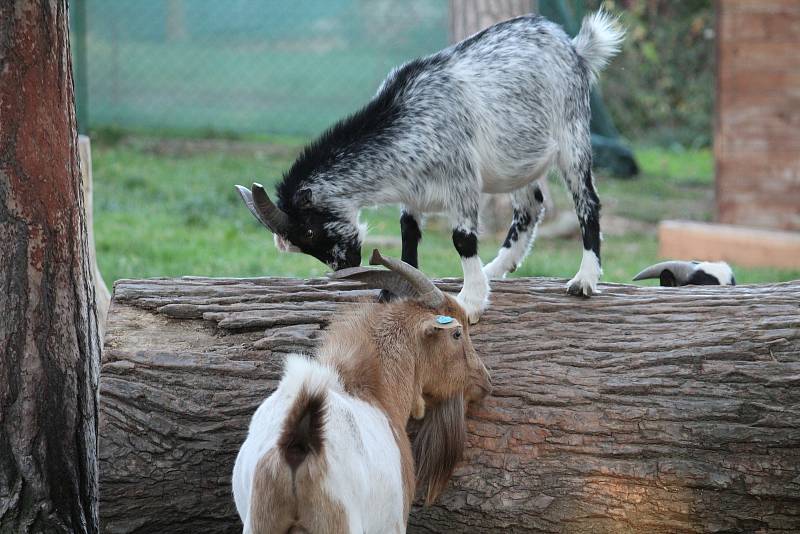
[0,2,101,532]
[100,276,800,533]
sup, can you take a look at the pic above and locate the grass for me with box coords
[92,138,800,287]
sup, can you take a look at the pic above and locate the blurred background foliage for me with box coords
[71,1,798,285]
[74,0,715,149]
[596,0,715,148]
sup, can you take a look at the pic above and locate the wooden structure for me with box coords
[663,1,800,268]
[660,220,800,269]
[79,135,111,337]
[716,0,800,231]
[99,276,800,533]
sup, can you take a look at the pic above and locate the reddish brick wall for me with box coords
[715,0,800,231]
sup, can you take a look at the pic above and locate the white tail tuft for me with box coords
[572,10,624,84]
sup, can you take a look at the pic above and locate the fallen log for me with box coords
[99,276,800,533]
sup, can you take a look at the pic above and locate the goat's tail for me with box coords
[277,356,336,471]
[572,10,624,84]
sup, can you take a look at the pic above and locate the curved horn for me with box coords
[330,266,419,299]
[369,249,445,308]
[633,261,697,286]
[235,185,267,227]
[235,182,290,235]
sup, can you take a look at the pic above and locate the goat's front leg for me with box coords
[452,223,489,324]
[379,209,422,303]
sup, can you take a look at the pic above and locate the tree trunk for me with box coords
[449,0,555,236]
[100,276,800,533]
[0,2,101,533]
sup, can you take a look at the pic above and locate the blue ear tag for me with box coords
[436,315,454,325]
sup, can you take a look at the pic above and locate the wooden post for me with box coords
[99,276,800,533]
[79,135,111,339]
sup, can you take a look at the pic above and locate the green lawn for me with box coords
[92,138,800,287]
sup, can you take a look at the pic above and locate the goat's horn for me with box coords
[633,261,697,285]
[235,183,290,235]
[330,266,418,299]
[369,249,445,308]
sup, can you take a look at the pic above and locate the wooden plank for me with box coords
[658,220,800,269]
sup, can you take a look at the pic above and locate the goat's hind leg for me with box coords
[561,150,602,297]
[483,180,547,279]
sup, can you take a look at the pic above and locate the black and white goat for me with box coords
[236,11,624,322]
[633,260,736,286]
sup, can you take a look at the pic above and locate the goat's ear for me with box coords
[295,188,313,208]
[421,315,461,336]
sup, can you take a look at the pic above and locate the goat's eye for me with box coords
[452,329,462,340]
[305,229,314,239]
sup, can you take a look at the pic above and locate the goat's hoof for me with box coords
[566,276,600,297]
[456,296,485,324]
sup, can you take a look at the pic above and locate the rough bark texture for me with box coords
[100,276,800,533]
[0,1,101,533]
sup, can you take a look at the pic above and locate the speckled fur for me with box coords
[269,11,623,320]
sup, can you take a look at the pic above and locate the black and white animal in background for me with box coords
[236,11,624,322]
[633,261,736,287]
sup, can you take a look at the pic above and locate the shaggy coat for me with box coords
[237,11,624,322]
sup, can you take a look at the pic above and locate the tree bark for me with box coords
[100,276,800,533]
[0,2,101,532]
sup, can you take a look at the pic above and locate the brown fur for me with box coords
[276,388,327,472]
[247,291,490,531]
[412,396,467,505]
[250,448,348,533]
[315,294,490,512]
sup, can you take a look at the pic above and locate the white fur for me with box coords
[457,255,490,323]
[566,249,603,296]
[232,355,405,533]
[572,10,624,82]
[483,220,540,279]
[696,261,734,285]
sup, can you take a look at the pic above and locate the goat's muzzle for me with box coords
[467,364,492,403]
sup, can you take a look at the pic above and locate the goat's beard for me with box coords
[411,395,466,505]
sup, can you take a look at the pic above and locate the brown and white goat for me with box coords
[232,250,491,533]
